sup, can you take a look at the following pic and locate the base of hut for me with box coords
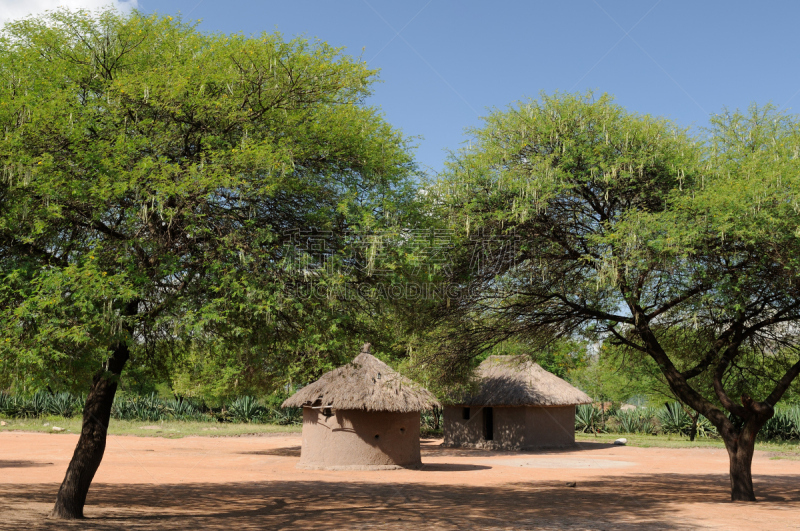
[296,463,422,471]
[443,405,578,451]
[440,440,578,451]
[297,408,423,470]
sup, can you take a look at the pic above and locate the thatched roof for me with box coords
[282,344,440,412]
[454,355,592,407]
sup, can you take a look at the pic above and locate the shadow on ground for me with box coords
[239,446,302,457]
[0,460,54,468]
[3,473,799,531]
[420,439,617,458]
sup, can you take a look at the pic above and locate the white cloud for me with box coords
[1,0,139,26]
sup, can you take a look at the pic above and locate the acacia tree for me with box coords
[0,9,415,518]
[430,93,800,501]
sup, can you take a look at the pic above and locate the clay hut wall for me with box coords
[298,408,421,470]
[443,404,578,450]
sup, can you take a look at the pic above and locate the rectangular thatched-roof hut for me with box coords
[443,355,591,450]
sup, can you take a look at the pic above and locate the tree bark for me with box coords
[689,413,698,442]
[50,341,129,519]
[724,431,757,502]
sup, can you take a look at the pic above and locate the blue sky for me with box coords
[8,1,800,174]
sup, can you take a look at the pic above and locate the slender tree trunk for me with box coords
[50,342,129,519]
[689,413,698,442]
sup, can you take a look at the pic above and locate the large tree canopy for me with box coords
[0,9,416,518]
[429,92,800,501]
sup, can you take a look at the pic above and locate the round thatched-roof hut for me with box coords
[282,344,440,470]
[443,355,591,450]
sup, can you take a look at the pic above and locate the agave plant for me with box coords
[112,393,166,421]
[615,408,656,434]
[575,404,603,433]
[163,398,205,421]
[692,415,718,438]
[761,407,800,441]
[656,402,717,438]
[47,393,79,418]
[227,396,266,423]
[657,402,691,434]
[0,392,16,417]
[12,391,50,418]
[268,406,302,426]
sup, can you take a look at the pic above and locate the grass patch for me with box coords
[576,432,800,456]
[0,416,300,438]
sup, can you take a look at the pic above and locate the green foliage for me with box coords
[616,408,657,435]
[0,8,418,398]
[0,389,305,424]
[267,406,302,426]
[575,404,603,433]
[760,407,800,441]
[656,402,719,438]
[487,338,589,380]
[420,407,443,434]
[657,403,692,435]
[576,403,721,438]
[225,396,267,423]
[0,390,83,418]
[428,92,800,497]
[111,393,214,422]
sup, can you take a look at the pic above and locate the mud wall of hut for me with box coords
[298,408,422,469]
[443,405,576,450]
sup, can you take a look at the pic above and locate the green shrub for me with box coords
[162,398,207,421]
[267,406,302,426]
[575,404,604,433]
[656,402,717,438]
[421,408,443,433]
[47,392,81,418]
[226,396,267,423]
[616,408,656,434]
[0,392,15,416]
[657,403,691,435]
[760,406,800,441]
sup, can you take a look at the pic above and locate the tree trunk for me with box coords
[689,414,698,442]
[723,428,757,502]
[50,342,129,519]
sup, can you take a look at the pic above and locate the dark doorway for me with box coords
[483,407,494,441]
[462,407,470,420]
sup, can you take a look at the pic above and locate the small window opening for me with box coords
[322,407,333,417]
[400,427,406,434]
[462,407,470,420]
[483,407,494,441]
[374,434,380,439]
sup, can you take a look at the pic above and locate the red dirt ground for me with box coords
[1,431,799,530]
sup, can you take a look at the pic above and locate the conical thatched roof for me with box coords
[282,344,440,412]
[456,355,592,407]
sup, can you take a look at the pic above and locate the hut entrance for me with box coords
[483,407,494,441]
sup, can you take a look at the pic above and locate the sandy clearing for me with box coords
[1,431,799,530]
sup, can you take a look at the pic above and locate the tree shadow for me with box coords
[414,463,491,471]
[420,439,616,458]
[239,447,302,457]
[0,460,54,468]
[4,473,799,530]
